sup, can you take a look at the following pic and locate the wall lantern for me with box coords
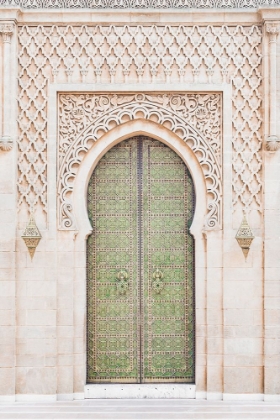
[235,214,254,259]
[21,214,42,259]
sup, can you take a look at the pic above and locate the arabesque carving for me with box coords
[1,0,279,8]
[17,25,262,223]
[58,93,222,230]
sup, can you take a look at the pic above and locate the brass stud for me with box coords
[21,213,42,259]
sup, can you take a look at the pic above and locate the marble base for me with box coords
[15,394,57,402]
[223,393,264,401]
[84,384,196,399]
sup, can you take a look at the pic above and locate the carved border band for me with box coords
[1,0,280,8]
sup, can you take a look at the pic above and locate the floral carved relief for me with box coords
[58,93,222,230]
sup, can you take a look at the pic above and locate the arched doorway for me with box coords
[86,136,195,384]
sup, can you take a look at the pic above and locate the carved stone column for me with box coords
[265,22,280,152]
[0,23,14,151]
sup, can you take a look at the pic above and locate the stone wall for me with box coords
[0,7,279,401]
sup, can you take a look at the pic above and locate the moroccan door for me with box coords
[87,136,195,383]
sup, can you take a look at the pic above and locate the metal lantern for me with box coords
[21,214,42,259]
[235,214,254,259]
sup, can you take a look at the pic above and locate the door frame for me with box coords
[73,119,207,397]
[86,135,197,386]
[49,84,230,399]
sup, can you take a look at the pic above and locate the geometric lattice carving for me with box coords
[58,93,222,230]
[231,27,263,213]
[18,25,262,221]
[2,0,280,8]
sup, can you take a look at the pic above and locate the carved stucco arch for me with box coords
[58,93,222,230]
[73,119,207,241]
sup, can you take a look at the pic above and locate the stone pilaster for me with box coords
[0,21,16,400]
[263,20,280,400]
[0,23,14,152]
[265,22,280,151]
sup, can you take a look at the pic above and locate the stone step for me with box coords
[1,400,280,419]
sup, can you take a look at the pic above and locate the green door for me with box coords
[87,136,195,384]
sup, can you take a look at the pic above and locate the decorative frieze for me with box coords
[1,0,279,8]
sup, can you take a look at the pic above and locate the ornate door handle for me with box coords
[152,268,164,294]
[116,269,129,295]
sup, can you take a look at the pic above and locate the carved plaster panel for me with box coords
[58,93,222,230]
[17,25,262,223]
[2,0,280,8]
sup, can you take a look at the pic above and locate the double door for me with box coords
[87,136,195,383]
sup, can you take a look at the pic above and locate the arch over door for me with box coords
[87,136,195,383]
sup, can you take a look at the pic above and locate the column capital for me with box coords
[0,136,13,151]
[0,23,15,43]
[265,135,280,152]
[265,21,280,43]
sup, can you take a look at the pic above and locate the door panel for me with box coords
[87,139,140,383]
[142,139,195,382]
[87,136,195,384]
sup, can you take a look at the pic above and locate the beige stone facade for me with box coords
[0,3,280,401]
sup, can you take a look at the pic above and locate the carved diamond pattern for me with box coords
[17,25,262,223]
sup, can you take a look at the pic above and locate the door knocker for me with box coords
[116,269,129,295]
[152,268,164,294]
